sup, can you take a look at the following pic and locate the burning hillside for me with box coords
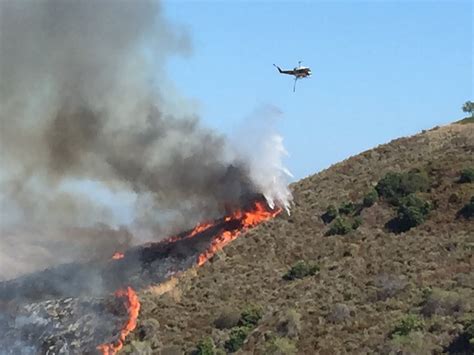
[0,198,281,353]
[0,1,292,353]
[0,0,292,281]
[97,287,140,355]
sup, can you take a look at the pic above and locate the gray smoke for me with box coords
[0,0,291,281]
[0,2,292,352]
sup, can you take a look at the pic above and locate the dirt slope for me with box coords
[126,122,474,354]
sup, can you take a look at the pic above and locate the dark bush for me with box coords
[239,305,263,327]
[196,337,216,355]
[224,327,251,353]
[466,320,474,348]
[321,205,338,224]
[376,170,430,205]
[376,172,404,203]
[387,194,431,233]
[459,167,474,183]
[327,217,353,236]
[448,193,460,204]
[283,260,319,280]
[444,319,474,354]
[391,315,424,338]
[214,309,241,329]
[363,188,379,207]
[397,196,430,226]
[339,202,355,215]
[352,216,363,229]
[458,196,474,219]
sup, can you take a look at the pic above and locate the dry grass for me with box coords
[124,122,474,354]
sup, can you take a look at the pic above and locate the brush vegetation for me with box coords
[459,167,474,183]
[283,260,319,280]
[125,122,474,354]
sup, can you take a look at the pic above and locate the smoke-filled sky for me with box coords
[0,0,471,280]
[0,0,292,279]
[163,0,473,179]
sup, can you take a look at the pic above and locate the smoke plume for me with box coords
[0,0,292,280]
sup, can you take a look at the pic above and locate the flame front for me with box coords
[98,200,279,353]
[197,201,281,266]
[97,287,140,355]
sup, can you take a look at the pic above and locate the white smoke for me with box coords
[0,0,292,280]
[232,106,293,213]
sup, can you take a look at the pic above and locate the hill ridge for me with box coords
[127,122,473,354]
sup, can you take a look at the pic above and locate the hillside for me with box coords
[125,122,473,354]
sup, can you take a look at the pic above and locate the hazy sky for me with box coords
[163,0,473,179]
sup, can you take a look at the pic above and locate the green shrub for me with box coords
[352,216,363,229]
[391,315,424,338]
[339,202,355,215]
[224,327,251,353]
[458,196,474,219]
[401,169,431,193]
[388,194,431,233]
[459,168,474,183]
[196,337,216,355]
[239,305,263,327]
[283,260,319,280]
[327,217,353,236]
[398,196,430,225]
[376,170,430,205]
[321,205,338,224]
[363,188,379,207]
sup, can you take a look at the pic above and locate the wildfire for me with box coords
[97,287,140,355]
[98,200,280,354]
[112,252,124,260]
[197,201,281,266]
[162,221,214,244]
[188,222,214,238]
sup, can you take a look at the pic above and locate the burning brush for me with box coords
[0,198,282,354]
[0,0,293,353]
[99,198,281,354]
[97,287,140,355]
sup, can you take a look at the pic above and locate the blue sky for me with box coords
[163,0,473,179]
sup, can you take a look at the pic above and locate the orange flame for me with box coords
[98,201,279,353]
[161,221,213,244]
[197,201,280,266]
[187,222,213,238]
[112,252,124,260]
[97,287,140,355]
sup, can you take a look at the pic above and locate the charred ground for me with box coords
[125,121,473,354]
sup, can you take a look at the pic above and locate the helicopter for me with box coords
[273,61,312,92]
